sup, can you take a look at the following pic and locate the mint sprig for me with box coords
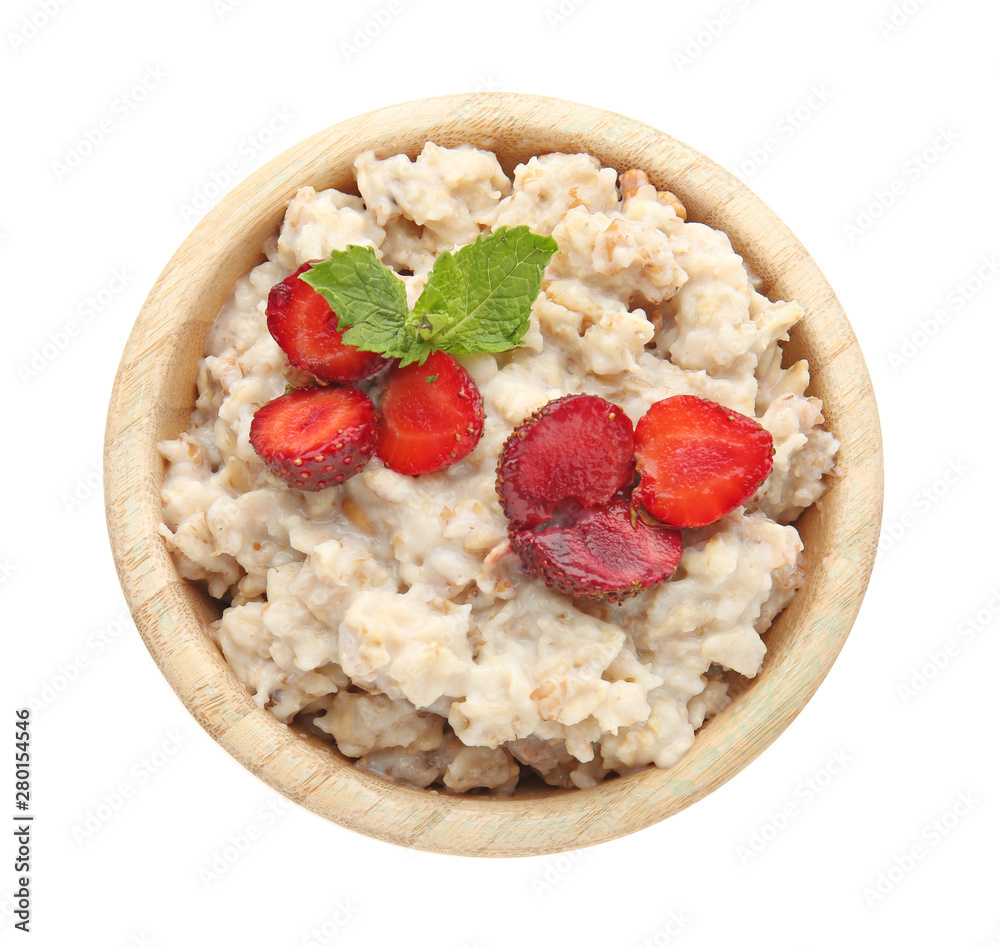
[298,244,419,362]
[300,225,558,367]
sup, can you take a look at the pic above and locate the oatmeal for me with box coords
[158,143,838,792]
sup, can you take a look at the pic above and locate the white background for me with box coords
[4,0,999,943]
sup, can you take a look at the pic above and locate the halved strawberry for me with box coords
[266,262,388,383]
[509,496,683,603]
[374,350,485,475]
[496,394,635,528]
[634,395,773,528]
[250,385,376,490]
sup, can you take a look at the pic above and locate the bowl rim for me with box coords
[104,91,883,857]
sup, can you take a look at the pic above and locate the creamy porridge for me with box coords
[158,143,838,793]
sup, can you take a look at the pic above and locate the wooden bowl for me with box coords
[104,93,882,856]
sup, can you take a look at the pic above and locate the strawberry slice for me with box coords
[509,496,683,603]
[634,395,773,528]
[496,394,635,528]
[266,262,388,383]
[374,350,485,475]
[250,385,376,490]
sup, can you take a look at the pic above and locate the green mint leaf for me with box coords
[411,225,558,354]
[298,245,421,362]
[405,307,453,343]
[297,226,557,367]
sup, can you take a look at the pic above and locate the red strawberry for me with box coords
[496,394,635,528]
[509,496,682,603]
[250,385,376,490]
[634,395,773,528]
[266,262,388,383]
[374,350,485,475]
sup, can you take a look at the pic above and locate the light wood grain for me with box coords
[104,93,883,856]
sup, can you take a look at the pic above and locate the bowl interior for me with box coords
[104,93,882,855]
